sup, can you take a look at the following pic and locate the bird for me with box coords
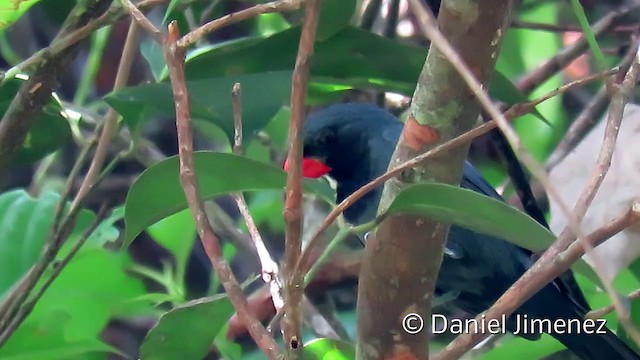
[286,102,640,360]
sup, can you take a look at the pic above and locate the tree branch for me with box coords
[281,0,322,357]
[434,46,640,357]
[355,1,513,359]
[162,20,280,359]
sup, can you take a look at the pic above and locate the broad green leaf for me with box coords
[183,25,542,115]
[302,338,355,360]
[140,39,166,82]
[0,249,148,359]
[213,324,243,360]
[0,79,72,164]
[316,0,356,41]
[256,13,290,36]
[0,190,105,297]
[140,295,234,360]
[0,311,119,360]
[384,183,601,286]
[147,208,197,275]
[123,151,335,247]
[0,0,42,30]
[163,0,182,24]
[104,71,292,144]
[184,26,422,94]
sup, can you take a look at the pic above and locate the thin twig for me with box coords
[229,82,284,312]
[546,87,609,170]
[434,49,640,359]
[232,83,243,154]
[587,288,640,320]
[177,0,303,49]
[0,0,167,84]
[162,20,280,359]
[119,0,162,42]
[546,38,640,170]
[72,20,140,209]
[0,0,114,334]
[516,5,636,95]
[511,20,640,34]
[414,0,640,345]
[281,0,322,356]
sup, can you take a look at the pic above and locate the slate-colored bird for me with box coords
[286,103,640,360]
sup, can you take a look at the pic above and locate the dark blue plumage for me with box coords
[300,103,639,360]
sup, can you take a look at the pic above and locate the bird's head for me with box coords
[282,103,402,224]
[283,103,399,183]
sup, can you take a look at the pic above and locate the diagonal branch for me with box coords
[434,46,640,359]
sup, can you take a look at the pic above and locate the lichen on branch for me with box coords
[355,1,514,359]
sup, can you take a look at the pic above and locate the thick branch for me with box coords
[355,1,513,359]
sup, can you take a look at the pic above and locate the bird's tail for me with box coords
[552,323,639,360]
[524,289,640,360]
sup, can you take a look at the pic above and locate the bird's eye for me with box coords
[318,129,336,146]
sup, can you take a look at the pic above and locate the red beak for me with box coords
[283,157,332,178]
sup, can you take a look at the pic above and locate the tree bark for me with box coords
[355,1,513,359]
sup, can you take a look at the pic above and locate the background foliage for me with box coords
[0,0,638,359]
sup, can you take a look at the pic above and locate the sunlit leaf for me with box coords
[302,338,355,360]
[0,0,42,30]
[0,190,102,297]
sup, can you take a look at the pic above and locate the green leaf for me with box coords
[163,0,182,24]
[0,190,107,297]
[86,206,123,246]
[569,0,606,69]
[384,183,601,286]
[0,315,119,360]
[0,78,72,164]
[214,324,243,360]
[489,71,548,124]
[316,0,356,41]
[147,208,197,275]
[497,4,565,161]
[302,338,355,360]
[0,249,148,359]
[0,0,42,30]
[140,39,166,82]
[104,70,292,143]
[256,13,290,37]
[183,25,542,114]
[184,26,421,94]
[140,295,234,360]
[123,151,335,248]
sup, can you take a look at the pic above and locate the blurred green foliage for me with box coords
[0,0,634,359]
